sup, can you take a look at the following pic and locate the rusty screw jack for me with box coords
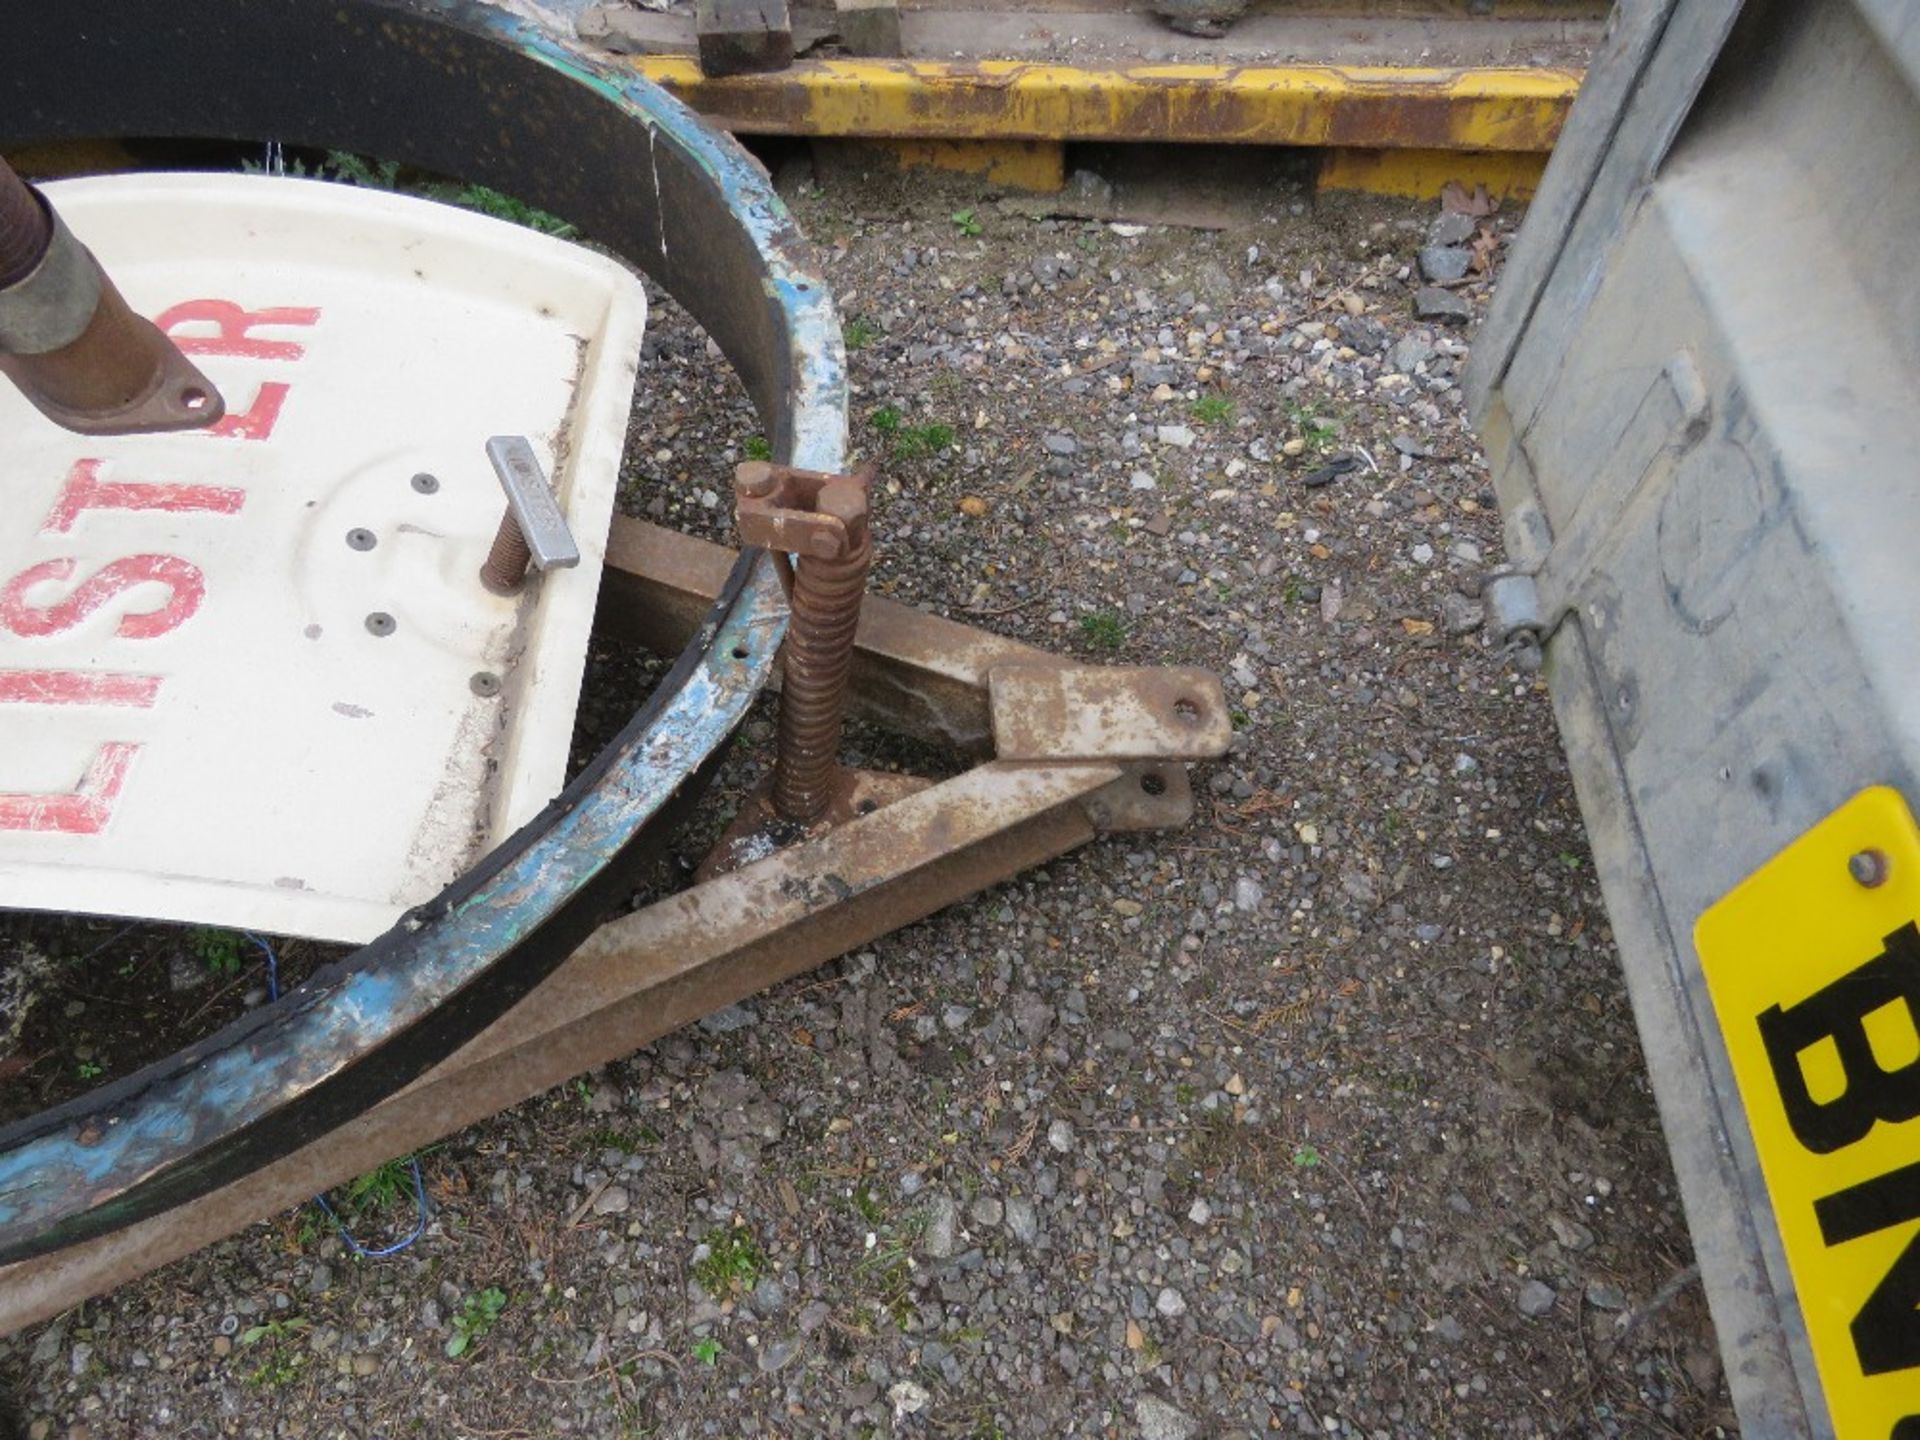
[479,513,534,595]
[734,460,874,825]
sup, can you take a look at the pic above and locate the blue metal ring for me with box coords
[0,0,847,1262]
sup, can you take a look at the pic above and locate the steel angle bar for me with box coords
[0,757,1176,1334]
[598,514,1066,756]
[0,0,844,1270]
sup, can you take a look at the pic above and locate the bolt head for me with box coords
[817,477,868,523]
[735,461,778,498]
[1848,848,1890,888]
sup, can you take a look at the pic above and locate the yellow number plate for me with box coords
[1696,787,1920,1437]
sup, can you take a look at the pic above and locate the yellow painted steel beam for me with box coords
[628,57,1580,153]
[1318,146,1549,199]
[871,138,1067,192]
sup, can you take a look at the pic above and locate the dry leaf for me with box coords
[1469,223,1502,275]
[1441,180,1496,217]
[1126,1319,1147,1351]
[1401,618,1436,636]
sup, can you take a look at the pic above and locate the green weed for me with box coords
[240,1316,311,1347]
[191,926,245,977]
[1286,401,1340,451]
[446,183,576,237]
[1191,395,1234,424]
[1079,611,1127,653]
[869,406,903,435]
[247,149,574,237]
[446,1287,507,1358]
[692,1336,722,1366]
[1292,1142,1322,1168]
[743,435,773,461]
[856,1224,921,1329]
[239,1316,311,1389]
[317,151,400,190]
[844,317,878,350]
[893,422,955,460]
[580,1126,654,1156]
[343,1157,413,1216]
[692,1225,763,1298]
[851,1183,887,1226]
[951,207,983,237]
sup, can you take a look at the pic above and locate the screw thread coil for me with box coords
[773,533,871,822]
[480,515,532,595]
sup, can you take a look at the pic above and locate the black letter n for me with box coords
[1758,922,1920,1154]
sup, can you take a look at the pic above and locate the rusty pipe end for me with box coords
[0,163,226,436]
[0,288,228,436]
[0,158,54,290]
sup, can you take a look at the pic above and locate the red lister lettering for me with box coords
[41,459,245,532]
[0,670,162,707]
[203,381,289,442]
[155,300,320,360]
[0,742,138,834]
[1,555,206,640]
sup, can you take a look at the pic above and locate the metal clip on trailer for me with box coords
[1469,2,1920,1437]
[0,0,1229,1331]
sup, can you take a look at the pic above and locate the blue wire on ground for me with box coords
[245,931,428,1258]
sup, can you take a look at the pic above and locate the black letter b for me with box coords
[1758,923,1920,1155]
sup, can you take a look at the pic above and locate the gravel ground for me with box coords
[1,160,1739,1439]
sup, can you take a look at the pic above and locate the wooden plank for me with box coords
[696,0,793,77]
[835,0,902,58]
